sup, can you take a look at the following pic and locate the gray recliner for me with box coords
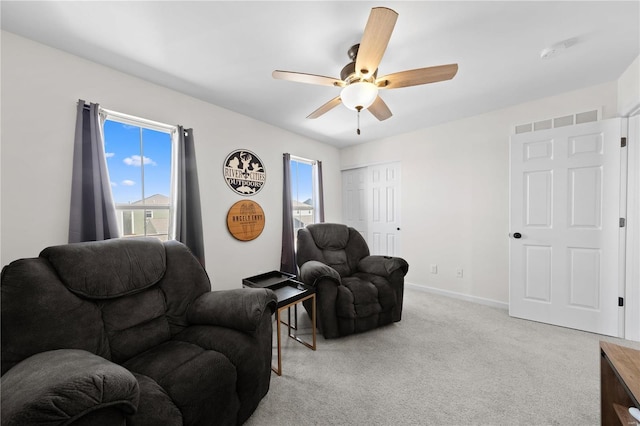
[296,223,409,339]
[1,237,277,426]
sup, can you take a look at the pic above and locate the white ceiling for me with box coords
[2,1,638,148]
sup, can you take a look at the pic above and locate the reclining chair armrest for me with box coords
[187,288,277,335]
[357,256,409,278]
[299,261,342,287]
[1,349,138,426]
[299,261,343,339]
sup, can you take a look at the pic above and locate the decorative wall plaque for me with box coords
[226,200,265,241]
[223,149,265,196]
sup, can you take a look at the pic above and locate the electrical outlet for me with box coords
[456,267,464,278]
[430,264,438,274]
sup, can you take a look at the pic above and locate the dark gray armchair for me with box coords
[1,238,277,426]
[296,223,409,339]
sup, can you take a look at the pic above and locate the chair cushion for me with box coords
[351,272,398,312]
[101,288,171,364]
[40,238,166,299]
[322,249,351,277]
[307,223,350,250]
[174,321,272,425]
[1,259,109,374]
[338,277,383,318]
[123,341,240,426]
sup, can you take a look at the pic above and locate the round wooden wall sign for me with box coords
[226,200,265,241]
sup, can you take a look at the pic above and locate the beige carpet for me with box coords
[244,288,640,426]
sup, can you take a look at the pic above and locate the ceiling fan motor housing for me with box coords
[340,61,356,82]
[347,44,359,61]
[341,44,377,83]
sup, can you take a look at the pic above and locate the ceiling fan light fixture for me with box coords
[340,81,378,111]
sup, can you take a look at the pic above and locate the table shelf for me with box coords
[600,341,640,425]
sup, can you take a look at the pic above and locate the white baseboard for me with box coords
[405,282,509,310]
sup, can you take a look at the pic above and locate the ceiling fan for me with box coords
[272,7,459,134]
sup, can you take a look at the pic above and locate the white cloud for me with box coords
[105,152,115,158]
[121,180,135,186]
[123,155,156,166]
[110,181,117,187]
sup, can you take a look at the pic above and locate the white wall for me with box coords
[341,81,618,305]
[618,56,640,116]
[0,31,341,290]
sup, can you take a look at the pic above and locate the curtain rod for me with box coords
[290,154,317,164]
[89,104,178,133]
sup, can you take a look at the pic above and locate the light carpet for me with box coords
[245,288,640,426]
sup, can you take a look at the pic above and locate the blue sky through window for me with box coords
[290,160,313,204]
[103,120,172,204]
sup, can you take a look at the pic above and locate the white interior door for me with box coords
[342,163,402,256]
[368,162,401,256]
[509,118,623,337]
[342,167,367,239]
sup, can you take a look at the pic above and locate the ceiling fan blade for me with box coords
[273,70,344,87]
[307,96,342,119]
[376,64,459,89]
[368,96,392,121]
[355,7,398,80]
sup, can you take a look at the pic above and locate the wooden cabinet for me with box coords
[600,341,640,425]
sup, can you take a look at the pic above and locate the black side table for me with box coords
[243,271,317,375]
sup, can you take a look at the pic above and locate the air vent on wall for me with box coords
[515,109,600,134]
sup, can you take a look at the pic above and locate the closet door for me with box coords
[342,162,402,256]
[342,167,367,239]
[368,162,402,256]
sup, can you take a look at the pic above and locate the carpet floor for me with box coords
[244,287,640,426]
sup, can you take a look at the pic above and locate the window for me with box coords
[103,113,175,240]
[290,156,318,237]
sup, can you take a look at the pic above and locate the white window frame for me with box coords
[101,108,177,240]
[290,155,319,235]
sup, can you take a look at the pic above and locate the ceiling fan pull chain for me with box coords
[356,106,361,135]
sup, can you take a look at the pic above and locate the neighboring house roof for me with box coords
[116,194,170,207]
[292,200,313,211]
[132,194,170,206]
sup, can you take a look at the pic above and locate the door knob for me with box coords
[512,232,522,239]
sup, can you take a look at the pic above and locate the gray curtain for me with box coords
[316,160,325,223]
[69,100,119,242]
[173,127,205,266]
[280,153,296,275]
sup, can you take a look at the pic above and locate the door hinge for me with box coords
[619,297,624,307]
[620,218,626,227]
[621,137,627,148]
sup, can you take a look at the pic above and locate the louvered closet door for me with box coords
[509,118,623,337]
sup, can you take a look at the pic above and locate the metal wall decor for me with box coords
[223,149,266,196]
[226,200,265,241]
